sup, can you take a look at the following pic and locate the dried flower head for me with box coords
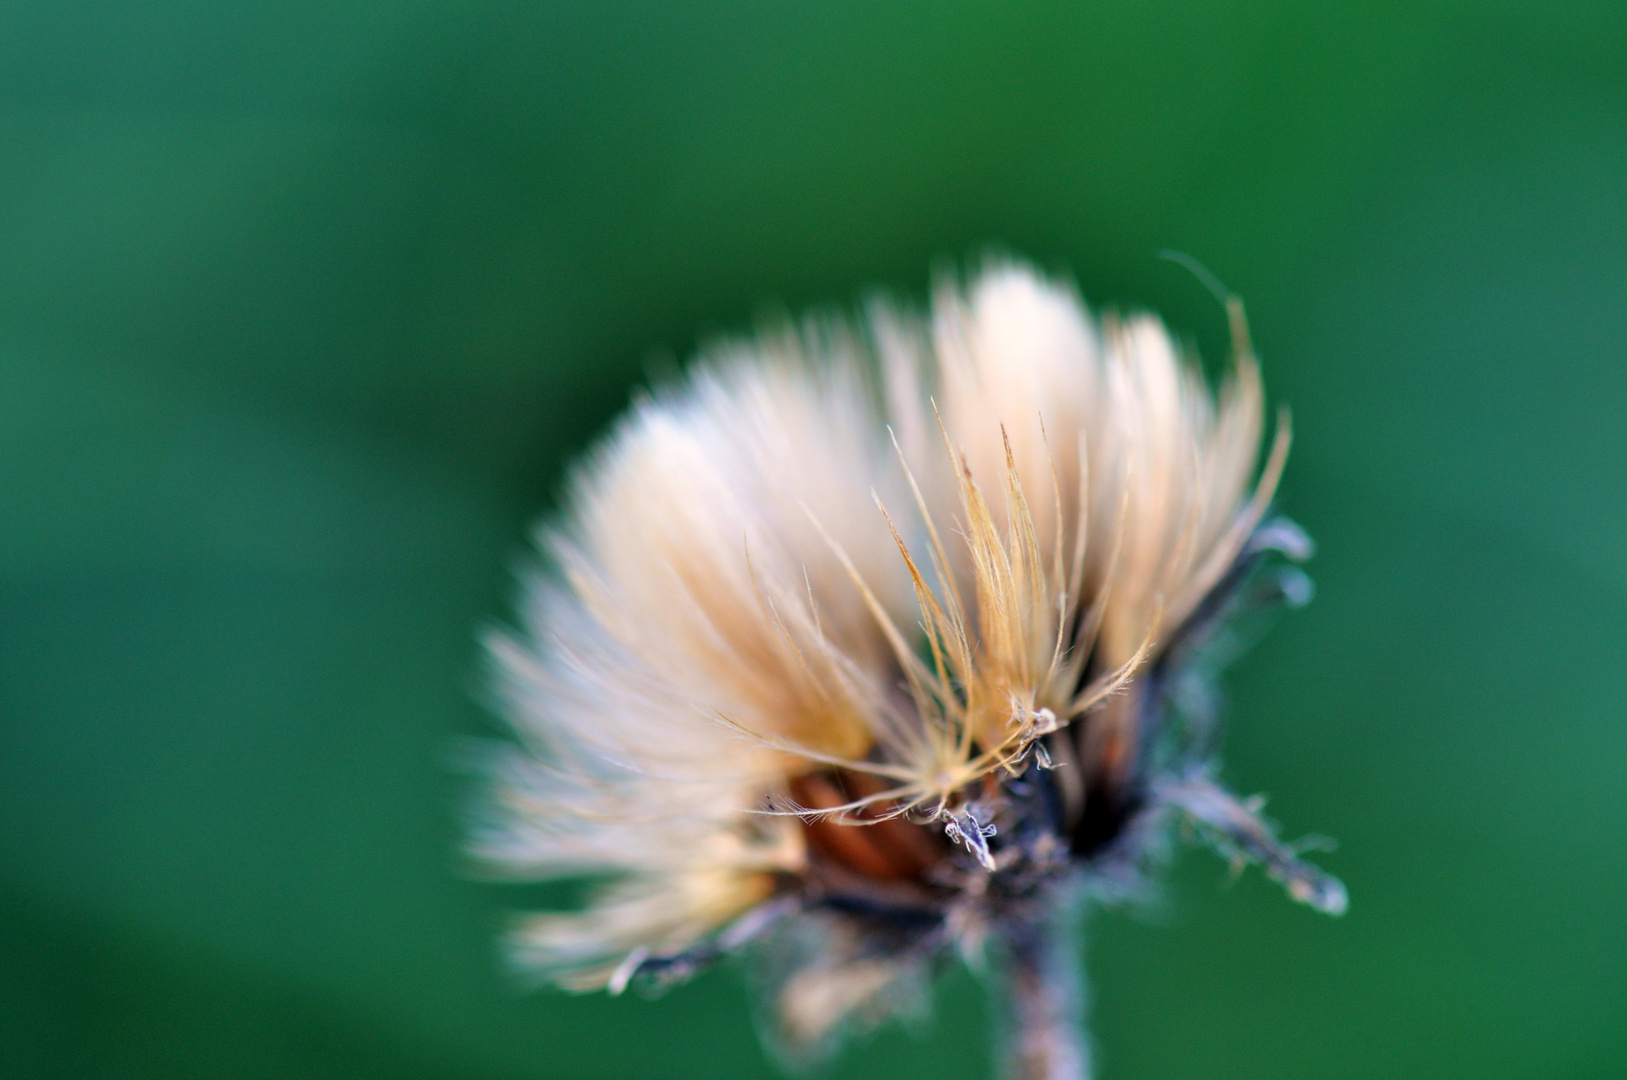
[473,259,1343,1079]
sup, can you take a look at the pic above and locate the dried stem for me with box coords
[996,903,1090,1080]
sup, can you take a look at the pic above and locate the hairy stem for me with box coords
[997,906,1089,1080]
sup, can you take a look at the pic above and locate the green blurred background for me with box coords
[3,1,1626,1077]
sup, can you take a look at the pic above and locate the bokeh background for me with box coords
[3,2,1626,1077]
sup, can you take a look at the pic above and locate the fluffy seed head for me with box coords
[472,259,1340,1070]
